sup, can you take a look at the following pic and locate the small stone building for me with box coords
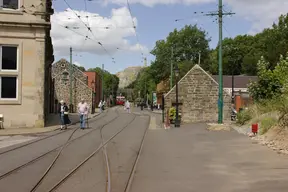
[51,59,97,113]
[164,64,230,123]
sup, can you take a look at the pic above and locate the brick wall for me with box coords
[84,71,102,106]
[164,64,230,123]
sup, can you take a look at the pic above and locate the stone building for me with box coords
[0,0,54,128]
[164,64,230,123]
[51,59,100,113]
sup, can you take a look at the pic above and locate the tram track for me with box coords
[124,113,150,192]
[0,109,113,180]
[28,108,121,192]
[0,109,109,156]
[46,112,137,192]
[0,108,151,192]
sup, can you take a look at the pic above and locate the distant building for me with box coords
[84,71,102,109]
[212,75,258,95]
[51,59,101,114]
[212,75,258,111]
[0,0,54,128]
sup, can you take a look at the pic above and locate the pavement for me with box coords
[0,111,101,136]
[0,110,101,150]
[130,119,288,192]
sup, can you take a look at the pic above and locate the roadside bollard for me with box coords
[251,123,258,135]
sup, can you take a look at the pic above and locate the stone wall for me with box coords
[52,59,93,113]
[52,59,88,84]
[164,64,230,123]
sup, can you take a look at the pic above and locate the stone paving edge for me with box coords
[0,112,101,136]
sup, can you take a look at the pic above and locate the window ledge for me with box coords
[0,99,21,105]
[0,9,24,15]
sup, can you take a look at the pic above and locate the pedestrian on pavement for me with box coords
[98,100,103,113]
[78,99,89,129]
[125,100,131,113]
[59,100,70,130]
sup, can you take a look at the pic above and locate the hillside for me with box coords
[116,66,143,88]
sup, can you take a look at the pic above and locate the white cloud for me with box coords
[74,61,82,66]
[102,0,213,7]
[103,0,288,33]
[51,7,149,57]
[225,0,288,33]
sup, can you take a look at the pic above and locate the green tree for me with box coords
[87,67,119,98]
[149,24,211,84]
[73,64,86,72]
[248,54,288,101]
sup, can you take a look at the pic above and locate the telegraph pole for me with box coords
[205,0,235,124]
[69,47,73,112]
[170,46,173,90]
[102,64,104,101]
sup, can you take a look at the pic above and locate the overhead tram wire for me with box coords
[53,22,114,63]
[62,0,115,63]
[126,0,145,63]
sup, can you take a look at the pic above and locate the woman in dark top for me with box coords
[59,100,71,130]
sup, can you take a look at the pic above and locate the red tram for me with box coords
[116,96,125,105]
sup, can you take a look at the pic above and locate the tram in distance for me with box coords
[116,96,125,105]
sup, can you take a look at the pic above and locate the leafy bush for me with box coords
[236,110,252,125]
[249,55,288,102]
[259,117,277,135]
[274,95,288,127]
[169,107,176,120]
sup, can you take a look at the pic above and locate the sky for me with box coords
[51,0,288,74]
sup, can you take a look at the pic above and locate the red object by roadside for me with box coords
[252,123,258,134]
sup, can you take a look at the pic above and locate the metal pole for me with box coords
[102,64,104,101]
[170,46,173,90]
[232,60,235,102]
[69,47,73,112]
[175,74,179,127]
[162,94,165,123]
[218,0,223,124]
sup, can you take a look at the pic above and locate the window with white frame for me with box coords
[0,0,19,10]
[0,45,18,100]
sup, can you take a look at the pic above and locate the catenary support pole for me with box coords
[170,46,173,90]
[69,47,73,112]
[102,64,104,101]
[218,0,223,124]
[204,1,235,124]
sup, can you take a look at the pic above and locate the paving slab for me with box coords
[130,123,288,192]
[0,113,100,136]
[0,135,37,149]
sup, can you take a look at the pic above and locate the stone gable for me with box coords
[52,59,93,113]
[52,59,88,84]
[164,64,230,123]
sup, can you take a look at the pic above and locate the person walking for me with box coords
[78,99,89,129]
[98,100,103,113]
[125,100,131,113]
[59,100,70,130]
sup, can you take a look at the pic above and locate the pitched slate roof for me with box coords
[212,75,258,89]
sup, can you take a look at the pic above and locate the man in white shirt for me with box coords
[78,99,89,129]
